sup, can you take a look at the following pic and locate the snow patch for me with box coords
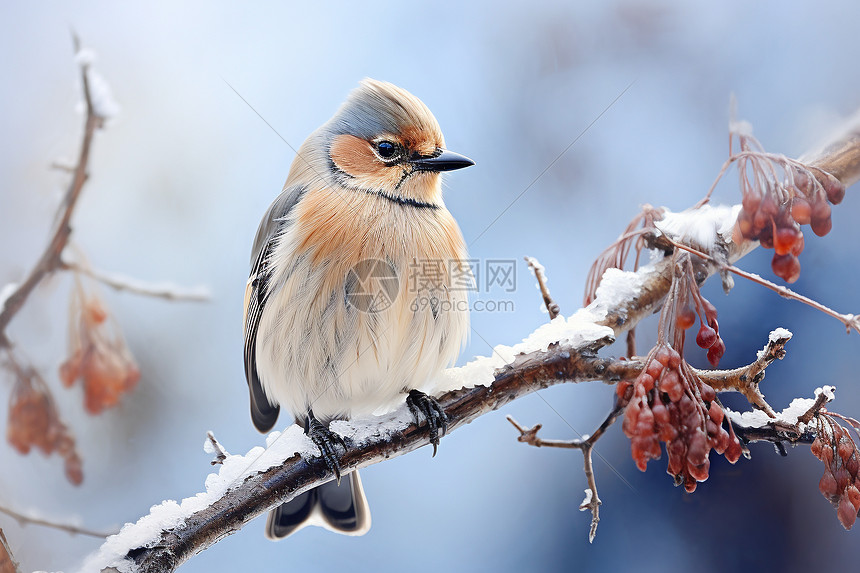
[0,283,17,310]
[579,489,593,510]
[726,385,835,432]
[655,204,741,251]
[756,327,793,360]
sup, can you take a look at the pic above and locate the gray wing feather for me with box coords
[244,184,307,432]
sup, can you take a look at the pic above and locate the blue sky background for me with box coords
[2,2,860,572]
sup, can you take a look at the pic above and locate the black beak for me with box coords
[410,149,475,172]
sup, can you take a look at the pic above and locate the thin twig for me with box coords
[0,504,114,539]
[0,528,21,573]
[206,432,228,466]
[0,42,101,348]
[798,392,833,425]
[667,238,860,335]
[507,400,625,542]
[61,261,210,302]
[691,330,792,418]
[524,256,560,319]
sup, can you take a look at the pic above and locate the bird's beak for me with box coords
[410,149,475,172]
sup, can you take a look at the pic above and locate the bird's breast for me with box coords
[256,186,471,420]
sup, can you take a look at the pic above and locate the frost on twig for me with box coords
[0,503,114,539]
[204,432,228,466]
[61,260,210,302]
[524,256,560,319]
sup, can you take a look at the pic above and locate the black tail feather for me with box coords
[265,471,371,539]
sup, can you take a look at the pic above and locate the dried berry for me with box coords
[6,367,84,485]
[61,285,140,415]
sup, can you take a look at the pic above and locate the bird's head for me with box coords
[317,79,473,206]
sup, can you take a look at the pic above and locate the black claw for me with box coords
[406,390,449,456]
[304,410,345,484]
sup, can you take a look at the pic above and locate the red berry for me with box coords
[836,468,852,491]
[708,402,724,424]
[707,339,726,368]
[638,373,655,393]
[725,437,742,464]
[771,253,801,283]
[838,438,854,463]
[646,358,664,379]
[667,439,685,475]
[753,209,769,233]
[696,324,717,349]
[822,173,846,205]
[667,348,682,370]
[790,231,805,256]
[652,403,670,426]
[810,201,832,237]
[742,190,762,214]
[661,370,684,402]
[676,306,696,330]
[700,383,716,403]
[820,470,839,500]
[847,485,860,511]
[794,169,812,194]
[847,453,859,478]
[688,457,710,482]
[760,193,779,216]
[811,436,824,459]
[838,496,857,530]
[655,346,672,367]
[773,225,801,256]
[822,444,834,466]
[790,196,812,225]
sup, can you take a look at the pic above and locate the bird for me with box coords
[243,78,474,540]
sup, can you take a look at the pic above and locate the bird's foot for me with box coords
[406,390,449,457]
[304,411,346,484]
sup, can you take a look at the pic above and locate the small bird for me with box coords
[243,79,473,539]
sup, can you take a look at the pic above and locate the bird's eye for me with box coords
[376,141,397,160]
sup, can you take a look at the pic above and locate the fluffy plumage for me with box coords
[243,79,472,539]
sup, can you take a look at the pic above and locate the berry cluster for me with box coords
[59,289,140,415]
[620,343,742,492]
[811,414,860,530]
[7,367,83,485]
[732,150,844,284]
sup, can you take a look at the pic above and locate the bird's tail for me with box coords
[265,470,371,539]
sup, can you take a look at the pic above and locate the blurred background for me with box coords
[2,1,859,572]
